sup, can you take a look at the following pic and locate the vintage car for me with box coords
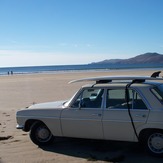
[16,73,163,157]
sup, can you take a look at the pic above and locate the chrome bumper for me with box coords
[16,124,24,130]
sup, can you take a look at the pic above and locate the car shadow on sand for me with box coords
[41,137,163,163]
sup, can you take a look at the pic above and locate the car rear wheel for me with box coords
[145,131,163,157]
[30,121,54,146]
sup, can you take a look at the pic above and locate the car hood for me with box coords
[28,100,66,109]
[17,101,67,117]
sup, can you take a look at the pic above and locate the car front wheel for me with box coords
[30,121,54,146]
[145,131,163,157]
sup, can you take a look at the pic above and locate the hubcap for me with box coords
[148,133,163,154]
[36,126,52,142]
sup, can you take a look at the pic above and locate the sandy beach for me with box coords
[1,69,163,163]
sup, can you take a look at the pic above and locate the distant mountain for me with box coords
[91,53,163,64]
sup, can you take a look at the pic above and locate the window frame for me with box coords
[150,86,163,104]
[70,87,104,109]
[105,88,148,110]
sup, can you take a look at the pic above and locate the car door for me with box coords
[102,88,149,141]
[61,88,104,139]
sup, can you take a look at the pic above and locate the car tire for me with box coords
[144,130,163,157]
[30,121,54,146]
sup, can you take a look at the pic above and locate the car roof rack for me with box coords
[95,78,148,84]
[96,80,112,84]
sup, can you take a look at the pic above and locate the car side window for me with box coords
[106,89,147,110]
[71,88,104,108]
[131,90,147,110]
[106,89,128,109]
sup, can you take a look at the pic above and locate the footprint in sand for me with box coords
[0,136,13,141]
[22,133,28,136]
[10,139,21,143]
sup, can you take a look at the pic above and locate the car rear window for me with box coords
[151,85,163,102]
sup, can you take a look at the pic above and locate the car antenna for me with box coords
[151,71,161,78]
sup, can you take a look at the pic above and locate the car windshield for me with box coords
[63,90,79,107]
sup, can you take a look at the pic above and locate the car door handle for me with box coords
[135,114,146,118]
[91,113,102,117]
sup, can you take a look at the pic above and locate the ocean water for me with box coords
[0,63,163,75]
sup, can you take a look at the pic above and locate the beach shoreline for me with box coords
[1,69,163,163]
[0,64,163,76]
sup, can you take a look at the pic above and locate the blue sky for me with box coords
[0,0,163,67]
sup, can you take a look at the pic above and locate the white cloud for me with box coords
[0,50,126,67]
[0,50,110,67]
[0,50,66,67]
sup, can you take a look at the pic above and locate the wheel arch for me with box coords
[139,128,163,142]
[24,119,45,132]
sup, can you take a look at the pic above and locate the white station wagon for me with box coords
[16,72,163,157]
